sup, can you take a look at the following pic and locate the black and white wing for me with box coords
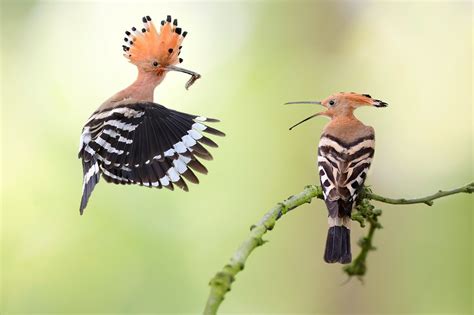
[317,133,375,217]
[78,102,224,214]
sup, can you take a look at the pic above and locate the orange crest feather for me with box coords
[122,15,187,67]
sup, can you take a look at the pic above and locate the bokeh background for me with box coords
[1,0,472,314]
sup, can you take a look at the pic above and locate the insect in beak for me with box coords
[285,101,324,130]
[163,65,201,90]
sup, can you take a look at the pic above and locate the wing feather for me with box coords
[318,134,374,208]
[78,101,224,212]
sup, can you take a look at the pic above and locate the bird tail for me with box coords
[324,199,352,264]
[79,157,100,215]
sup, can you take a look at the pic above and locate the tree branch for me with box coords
[363,183,474,206]
[203,185,324,315]
[203,182,473,314]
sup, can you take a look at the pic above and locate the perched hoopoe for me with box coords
[287,92,387,263]
[78,15,224,214]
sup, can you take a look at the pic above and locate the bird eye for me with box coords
[329,100,335,106]
[152,61,158,67]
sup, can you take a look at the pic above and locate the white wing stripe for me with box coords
[319,137,374,155]
[104,120,139,132]
[86,107,144,124]
[95,137,125,155]
[83,161,99,189]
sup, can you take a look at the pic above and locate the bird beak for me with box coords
[288,113,322,130]
[284,101,322,105]
[285,100,324,130]
[164,65,201,90]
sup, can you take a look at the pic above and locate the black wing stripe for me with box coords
[201,124,225,137]
[198,136,218,148]
[187,158,208,174]
[345,163,371,185]
[318,145,374,161]
[181,168,199,184]
[319,161,336,184]
[190,143,213,160]
[321,133,374,148]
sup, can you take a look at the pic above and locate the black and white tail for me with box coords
[323,199,352,264]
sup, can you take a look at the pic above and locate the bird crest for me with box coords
[336,92,388,108]
[122,15,186,69]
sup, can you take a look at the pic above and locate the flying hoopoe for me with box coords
[287,92,387,263]
[78,15,224,214]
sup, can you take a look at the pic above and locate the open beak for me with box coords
[284,101,321,105]
[285,100,324,130]
[164,65,201,90]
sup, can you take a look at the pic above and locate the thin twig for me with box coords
[203,182,473,314]
[364,182,474,206]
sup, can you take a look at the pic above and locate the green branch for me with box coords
[203,182,473,314]
[363,183,474,206]
[203,185,324,315]
[343,197,382,278]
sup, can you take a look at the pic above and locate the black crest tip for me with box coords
[166,15,172,22]
[182,31,188,37]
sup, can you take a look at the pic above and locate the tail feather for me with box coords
[324,225,352,264]
[80,158,100,215]
[324,198,353,264]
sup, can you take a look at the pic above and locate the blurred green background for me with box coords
[1,0,472,314]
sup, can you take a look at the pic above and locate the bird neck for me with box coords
[328,112,362,128]
[126,68,166,102]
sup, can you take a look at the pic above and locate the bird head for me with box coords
[122,15,200,89]
[286,92,388,130]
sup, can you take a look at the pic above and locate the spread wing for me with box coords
[78,102,224,213]
[317,133,374,217]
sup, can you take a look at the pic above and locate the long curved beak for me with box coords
[288,113,322,130]
[285,100,324,130]
[164,65,201,90]
[284,101,321,105]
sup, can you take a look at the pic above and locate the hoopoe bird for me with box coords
[78,15,224,214]
[287,92,387,263]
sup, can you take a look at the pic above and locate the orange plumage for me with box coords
[125,15,184,68]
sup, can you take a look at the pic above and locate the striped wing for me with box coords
[317,134,374,217]
[78,102,224,214]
